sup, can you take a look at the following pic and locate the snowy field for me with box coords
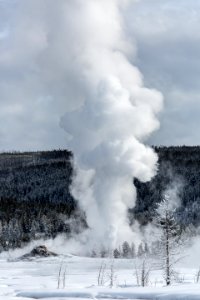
[1,244,200,300]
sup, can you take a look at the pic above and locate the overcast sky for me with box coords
[128,0,200,146]
[0,0,199,151]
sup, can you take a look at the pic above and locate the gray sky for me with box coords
[0,0,199,151]
[127,0,200,146]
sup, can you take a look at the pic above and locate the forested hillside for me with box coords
[0,150,85,251]
[0,146,200,251]
[133,146,200,229]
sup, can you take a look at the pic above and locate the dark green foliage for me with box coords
[1,146,200,252]
[113,248,121,258]
[132,146,200,228]
[0,150,73,204]
[0,150,85,251]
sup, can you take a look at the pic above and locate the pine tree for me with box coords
[144,243,149,255]
[91,250,97,257]
[154,195,182,286]
[137,243,144,257]
[130,242,136,258]
[122,241,131,258]
[113,248,121,258]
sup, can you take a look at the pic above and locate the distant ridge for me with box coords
[0,147,200,251]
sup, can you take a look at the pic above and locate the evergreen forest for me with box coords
[0,146,200,251]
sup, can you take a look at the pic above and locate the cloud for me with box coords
[0,0,86,151]
[126,0,200,145]
[0,0,198,150]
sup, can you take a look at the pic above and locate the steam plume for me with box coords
[60,0,163,250]
[1,0,163,250]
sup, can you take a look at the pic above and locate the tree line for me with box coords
[0,146,199,251]
[0,150,85,251]
[133,146,200,228]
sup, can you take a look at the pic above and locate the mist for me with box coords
[60,0,163,250]
[0,0,163,251]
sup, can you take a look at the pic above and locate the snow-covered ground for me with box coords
[1,247,200,300]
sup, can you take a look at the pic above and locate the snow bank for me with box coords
[17,285,200,300]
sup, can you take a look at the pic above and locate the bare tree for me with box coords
[97,261,107,286]
[57,261,63,289]
[195,267,200,283]
[97,260,117,287]
[63,265,67,289]
[57,261,67,289]
[154,195,182,286]
[107,259,117,288]
[134,258,151,287]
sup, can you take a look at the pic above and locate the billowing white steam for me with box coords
[60,0,163,250]
[1,0,163,250]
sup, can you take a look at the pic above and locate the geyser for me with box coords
[2,0,163,251]
[60,0,163,250]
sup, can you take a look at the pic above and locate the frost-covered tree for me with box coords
[130,242,136,258]
[137,243,145,257]
[113,248,121,258]
[144,243,149,255]
[154,195,182,286]
[122,241,131,258]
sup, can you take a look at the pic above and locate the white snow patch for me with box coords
[0,254,198,299]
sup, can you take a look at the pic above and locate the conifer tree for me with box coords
[154,195,182,286]
[122,241,131,258]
